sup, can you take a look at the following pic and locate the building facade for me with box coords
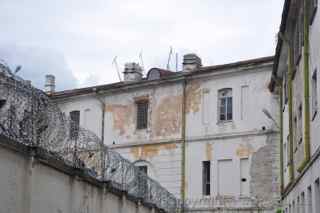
[270,0,320,212]
[51,55,280,212]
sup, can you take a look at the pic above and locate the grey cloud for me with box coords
[0,0,285,89]
[0,44,77,91]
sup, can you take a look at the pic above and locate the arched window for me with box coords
[218,88,232,121]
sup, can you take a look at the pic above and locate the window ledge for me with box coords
[217,120,233,125]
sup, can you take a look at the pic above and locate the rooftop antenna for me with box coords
[166,46,173,70]
[112,56,122,82]
[139,50,145,75]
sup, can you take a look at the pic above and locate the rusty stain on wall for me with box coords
[130,143,177,160]
[153,95,182,137]
[186,81,201,113]
[236,144,254,158]
[105,104,133,136]
[205,143,213,161]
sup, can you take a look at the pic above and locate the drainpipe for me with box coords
[279,33,294,182]
[181,79,187,212]
[278,80,284,192]
[298,0,311,171]
[303,0,311,163]
[95,90,106,178]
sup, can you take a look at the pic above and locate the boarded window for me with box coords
[136,101,148,129]
[218,88,232,121]
[70,110,80,140]
[312,69,318,120]
[202,161,211,195]
[240,85,249,120]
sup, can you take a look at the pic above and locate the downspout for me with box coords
[181,78,187,212]
[300,0,311,169]
[278,80,284,192]
[279,33,294,182]
[96,91,106,178]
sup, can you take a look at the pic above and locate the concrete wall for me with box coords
[0,136,161,213]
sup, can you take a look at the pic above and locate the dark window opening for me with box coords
[136,101,148,129]
[70,110,80,140]
[138,165,148,174]
[137,165,148,197]
[202,161,211,196]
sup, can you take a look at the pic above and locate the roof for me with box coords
[51,56,274,100]
[269,0,291,92]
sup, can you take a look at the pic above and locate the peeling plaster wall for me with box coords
[54,61,279,209]
[186,133,279,202]
[185,66,276,139]
[104,83,183,144]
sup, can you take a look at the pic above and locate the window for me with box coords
[218,88,232,121]
[138,165,148,174]
[284,71,289,104]
[70,110,80,140]
[310,0,318,25]
[294,9,304,65]
[202,161,211,196]
[298,104,303,144]
[307,186,313,213]
[137,165,148,196]
[284,142,288,171]
[312,70,318,120]
[136,100,148,129]
[315,179,320,213]
[301,192,305,213]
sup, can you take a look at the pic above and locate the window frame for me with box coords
[218,88,233,122]
[202,161,211,196]
[136,100,149,130]
[312,69,318,121]
[69,110,80,140]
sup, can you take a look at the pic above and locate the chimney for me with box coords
[182,53,202,72]
[123,62,143,82]
[44,74,55,94]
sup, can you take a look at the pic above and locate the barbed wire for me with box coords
[0,61,178,213]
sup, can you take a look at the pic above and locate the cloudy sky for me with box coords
[1,0,284,91]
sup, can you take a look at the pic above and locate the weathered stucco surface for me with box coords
[105,104,133,136]
[153,95,182,137]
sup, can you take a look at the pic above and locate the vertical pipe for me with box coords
[303,0,311,163]
[279,31,295,182]
[181,79,187,212]
[288,40,295,182]
[279,80,284,192]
